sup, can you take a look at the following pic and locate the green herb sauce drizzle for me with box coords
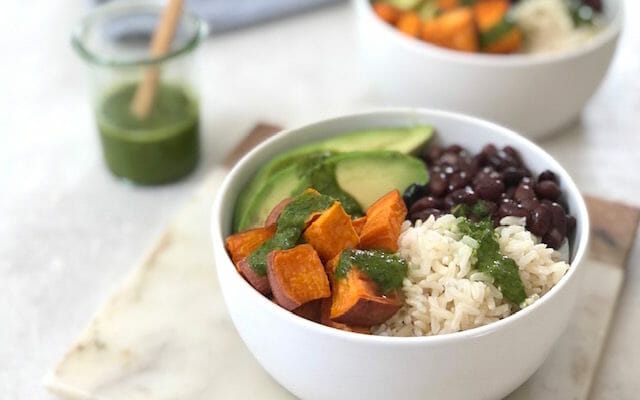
[458,217,527,305]
[247,190,335,275]
[335,249,407,294]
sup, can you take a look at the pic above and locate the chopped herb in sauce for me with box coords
[336,249,407,293]
[302,160,363,217]
[458,217,527,304]
[248,190,335,275]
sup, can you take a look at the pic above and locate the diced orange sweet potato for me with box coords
[225,226,276,265]
[320,298,370,334]
[396,11,422,38]
[352,216,367,236]
[329,268,402,326]
[267,244,331,311]
[483,26,522,53]
[359,190,407,252]
[438,0,461,11]
[264,197,292,227]
[237,258,271,295]
[293,299,322,323]
[421,8,479,52]
[473,0,509,32]
[303,203,360,262]
[373,2,401,24]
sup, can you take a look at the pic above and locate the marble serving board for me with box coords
[45,125,640,400]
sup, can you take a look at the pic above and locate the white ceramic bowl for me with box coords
[211,109,590,400]
[353,0,623,139]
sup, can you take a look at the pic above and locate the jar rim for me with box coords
[71,0,208,68]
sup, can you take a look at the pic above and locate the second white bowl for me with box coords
[353,0,623,138]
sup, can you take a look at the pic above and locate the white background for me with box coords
[1,1,638,398]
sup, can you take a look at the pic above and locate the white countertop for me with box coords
[1,1,638,398]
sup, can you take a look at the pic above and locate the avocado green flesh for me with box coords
[387,0,423,11]
[333,151,429,210]
[239,165,311,232]
[233,126,433,232]
[236,150,429,232]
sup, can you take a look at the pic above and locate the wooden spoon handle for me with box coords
[130,0,184,119]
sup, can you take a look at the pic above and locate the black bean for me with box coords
[514,183,536,202]
[548,201,567,236]
[503,166,527,187]
[439,152,460,167]
[543,228,564,249]
[445,144,463,154]
[566,215,577,232]
[482,144,498,158]
[449,187,478,206]
[534,180,561,200]
[528,205,552,237]
[403,183,428,208]
[448,171,470,192]
[430,172,448,197]
[519,197,540,212]
[424,145,443,165]
[488,154,504,170]
[537,170,558,183]
[474,177,505,201]
[497,151,519,169]
[502,146,523,166]
[498,200,529,219]
[409,196,444,214]
[410,208,443,223]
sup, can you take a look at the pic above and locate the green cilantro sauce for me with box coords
[97,83,199,185]
[335,249,407,294]
[248,190,335,275]
[306,161,363,217]
[458,218,527,305]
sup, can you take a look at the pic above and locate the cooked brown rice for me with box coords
[372,214,569,336]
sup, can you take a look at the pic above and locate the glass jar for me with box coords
[72,0,207,185]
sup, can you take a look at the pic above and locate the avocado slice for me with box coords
[236,150,429,232]
[387,0,423,11]
[233,126,433,231]
[329,151,429,210]
[239,164,312,232]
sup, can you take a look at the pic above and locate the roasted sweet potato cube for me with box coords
[473,0,509,32]
[483,26,522,54]
[396,11,422,38]
[329,268,402,327]
[267,244,331,311]
[359,190,407,252]
[320,298,370,334]
[264,197,292,228]
[352,216,367,236]
[421,8,479,52]
[438,0,462,11]
[225,226,276,265]
[373,2,401,24]
[303,203,360,262]
[293,299,322,323]
[237,258,271,295]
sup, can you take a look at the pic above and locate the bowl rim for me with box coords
[211,108,590,345]
[353,0,624,67]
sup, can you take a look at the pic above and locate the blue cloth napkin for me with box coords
[94,0,344,34]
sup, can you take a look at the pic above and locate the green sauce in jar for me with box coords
[96,82,199,185]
